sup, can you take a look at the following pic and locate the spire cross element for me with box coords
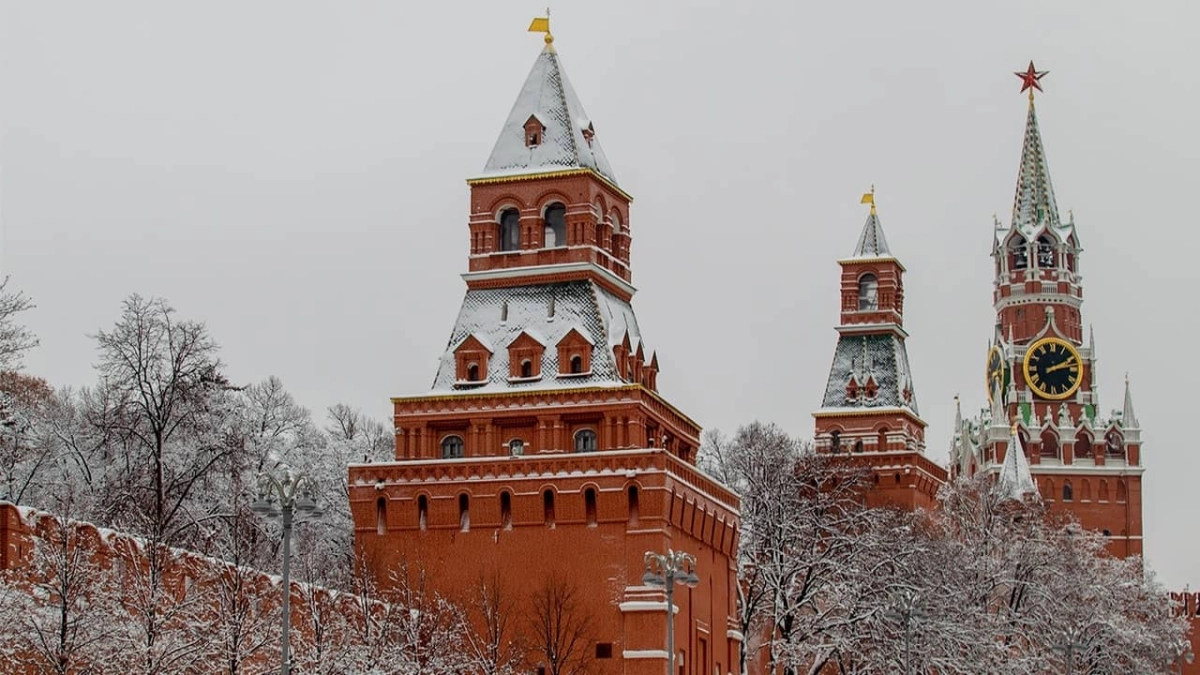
[1015,61,1048,102]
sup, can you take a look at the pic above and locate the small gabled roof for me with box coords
[479,44,617,184]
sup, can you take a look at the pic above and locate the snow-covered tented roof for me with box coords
[429,280,641,393]
[819,333,919,415]
[850,211,892,258]
[478,45,618,185]
[997,425,1038,501]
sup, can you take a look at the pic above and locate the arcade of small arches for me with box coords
[373,482,645,534]
[1000,231,1079,276]
[824,427,913,454]
[1011,425,1130,465]
[1039,476,1130,507]
[483,198,627,259]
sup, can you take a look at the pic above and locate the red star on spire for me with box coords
[1015,61,1048,95]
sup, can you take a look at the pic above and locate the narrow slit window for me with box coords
[500,491,512,529]
[543,490,556,528]
[585,488,597,527]
[627,486,640,526]
[418,495,428,531]
[459,493,470,531]
[376,497,387,535]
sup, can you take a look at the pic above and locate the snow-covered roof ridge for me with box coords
[478,45,618,185]
[851,211,892,258]
[997,424,1038,501]
[1010,99,1061,231]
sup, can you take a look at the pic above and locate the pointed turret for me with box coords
[478,43,617,184]
[851,210,892,259]
[1011,97,1060,230]
[997,424,1038,501]
[1122,374,1140,430]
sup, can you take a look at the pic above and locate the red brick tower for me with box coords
[813,193,947,510]
[347,27,741,674]
[952,65,1143,557]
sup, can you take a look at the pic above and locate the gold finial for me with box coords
[528,11,553,45]
[859,185,877,215]
[1011,421,1019,435]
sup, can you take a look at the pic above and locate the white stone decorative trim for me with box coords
[727,630,745,642]
[623,650,669,660]
[463,261,637,297]
[618,601,678,614]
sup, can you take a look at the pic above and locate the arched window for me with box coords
[520,359,533,378]
[544,203,567,248]
[857,274,879,311]
[574,429,598,453]
[1105,431,1124,458]
[1099,480,1110,502]
[1040,430,1058,459]
[1010,236,1028,270]
[508,439,525,456]
[376,497,387,535]
[467,363,481,382]
[500,491,512,529]
[499,208,521,252]
[459,493,470,531]
[627,486,640,526]
[1062,481,1073,501]
[441,435,464,459]
[877,430,888,451]
[543,489,556,528]
[1117,480,1128,503]
[1075,432,1092,460]
[1081,479,1091,501]
[853,440,864,453]
[418,495,428,531]
[585,488,597,527]
[570,354,583,374]
[1036,235,1055,268]
[830,430,841,454]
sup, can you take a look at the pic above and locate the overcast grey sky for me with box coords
[2,1,1196,586]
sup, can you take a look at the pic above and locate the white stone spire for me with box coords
[1122,374,1140,430]
[479,44,617,184]
[851,211,893,258]
[997,424,1038,501]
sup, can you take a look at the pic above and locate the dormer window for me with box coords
[581,121,595,148]
[857,273,878,311]
[557,327,594,377]
[507,331,546,381]
[544,203,566,248]
[454,334,492,387]
[499,208,521,252]
[524,115,545,148]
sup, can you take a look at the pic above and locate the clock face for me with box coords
[985,345,1008,402]
[1023,337,1083,400]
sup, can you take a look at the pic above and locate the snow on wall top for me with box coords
[428,280,642,393]
[479,46,618,185]
[850,212,892,258]
[819,333,920,415]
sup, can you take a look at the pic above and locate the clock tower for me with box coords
[954,64,1143,557]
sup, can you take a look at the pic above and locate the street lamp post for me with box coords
[251,468,325,675]
[883,591,928,675]
[642,549,700,675]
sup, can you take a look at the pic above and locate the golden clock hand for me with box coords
[1044,360,1076,374]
